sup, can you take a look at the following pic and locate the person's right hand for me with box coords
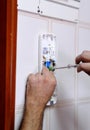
[75,50,90,75]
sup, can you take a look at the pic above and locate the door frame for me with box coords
[0,0,17,130]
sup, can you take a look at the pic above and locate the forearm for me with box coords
[20,104,45,130]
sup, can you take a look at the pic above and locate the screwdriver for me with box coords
[52,64,79,71]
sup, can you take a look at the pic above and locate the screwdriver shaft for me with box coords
[54,64,79,70]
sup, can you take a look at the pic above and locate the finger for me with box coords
[27,73,35,81]
[42,66,55,78]
[41,66,49,76]
[77,63,90,75]
[75,54,82,64]
[26,74,34,90]
[26,73,37,87]
[35,72,41,76]
[35,72,43,82]
[75,50,90,64]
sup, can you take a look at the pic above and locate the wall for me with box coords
[15,0,90,130]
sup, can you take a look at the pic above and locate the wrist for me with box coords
[23,102,45,126]
[26,96,46,111]
[25,100,45,115]
[20,100,45,130]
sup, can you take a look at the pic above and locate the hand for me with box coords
[20,67,56,130]
[26,66,57,110]
[75,50,90,75]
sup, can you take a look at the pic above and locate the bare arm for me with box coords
[20,103,44,130]
[20,67,56,130]
[75,50,90,75]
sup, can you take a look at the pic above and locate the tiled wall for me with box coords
[15,0,90,130]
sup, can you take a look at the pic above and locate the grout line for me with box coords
[74,23,79,130]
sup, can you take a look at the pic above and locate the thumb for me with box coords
[77,63,90,75]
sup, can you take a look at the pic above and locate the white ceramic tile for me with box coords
[15,11,48,106]
[52,22,76,101]
[49,105,75,130]
[79,0,90,23]
[78,102,90,130]
[78,28,90,99]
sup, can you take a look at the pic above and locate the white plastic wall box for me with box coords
[39,0,80,22]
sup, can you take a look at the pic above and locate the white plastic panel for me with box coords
[14,112,23,130]
[39,0,79,22]
[49,105,75,130]
[15,0,90,130]
[46,0,80,8]
[16,11,48,107]
[77,27,90,99]
[52,22,75,101]
[18,0,39,13]
[17,0,80,22]
[78,103,90,130]
[43,108,50,130]
[15,11,49,130]
[79,0,90,23]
